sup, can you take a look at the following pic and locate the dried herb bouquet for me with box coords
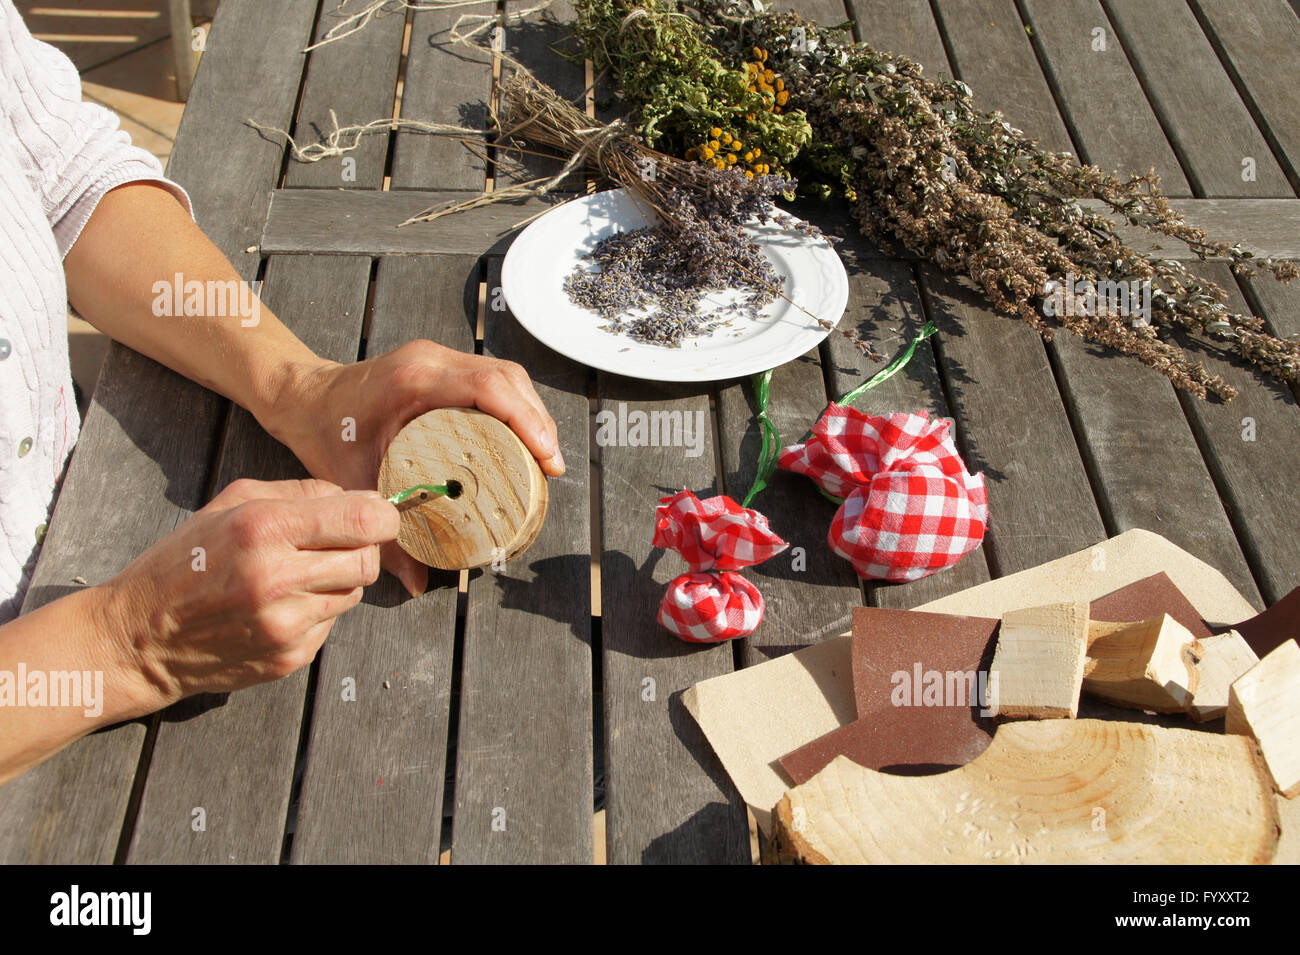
[572,0,1300,399]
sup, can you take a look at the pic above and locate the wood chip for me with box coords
[1083,614,1200,713]
[990,602,1090,719]
[1187,630,1258,722]
[1227,640,1300,798]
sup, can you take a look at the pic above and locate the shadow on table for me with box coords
[619,689,752,865]
[640,795,752,865]
[478,553,593,645]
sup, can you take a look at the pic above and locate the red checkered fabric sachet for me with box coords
[778,407,988,582]
[653,489,788,642]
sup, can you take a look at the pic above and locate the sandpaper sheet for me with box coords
[682,529,1260,832]
[1234,586,1300,658]
[780,608,999,785]
[1090,571,1213,639]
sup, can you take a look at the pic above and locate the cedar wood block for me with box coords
[1226,639,1300,798]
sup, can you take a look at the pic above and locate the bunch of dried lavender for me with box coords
[564,170,787,346]
[579,0,1298,400]
[418,69,867,350]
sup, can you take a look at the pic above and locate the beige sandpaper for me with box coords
[682,529,1262,833]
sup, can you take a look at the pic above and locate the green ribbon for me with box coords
[834,320,938,408]
[740,320,939,509]
[817,319,939,505]
[388,484,453,505]
[740,368,778,508]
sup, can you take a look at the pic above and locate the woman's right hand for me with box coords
[98,478,399,711]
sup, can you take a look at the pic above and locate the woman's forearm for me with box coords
[0,583,167,786]
[62,181,329,439]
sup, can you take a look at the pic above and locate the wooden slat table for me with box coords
[2,0,1297,864]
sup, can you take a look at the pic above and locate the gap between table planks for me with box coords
[445,256,594,864]
[289,257,471,865]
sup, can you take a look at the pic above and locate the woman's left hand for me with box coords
[265,340,564,597]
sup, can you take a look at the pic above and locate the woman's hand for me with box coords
[261,340,565,597]
[99,478,398,709]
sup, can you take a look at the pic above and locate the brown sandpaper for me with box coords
[779,607,999,785]
[779,573,1220,785]
[1233,587,1300,658]
[1090,571,1213,639]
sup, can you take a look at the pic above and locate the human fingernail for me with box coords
[552,447,566,472]
[346,490,386,501]
[538,429,557,456]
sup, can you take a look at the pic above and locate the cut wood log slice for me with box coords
[1227,640,1300,798]
[1188,630,1258,723]
[765,719,1279,864]
[378,408,548,570]
[990,602,1089,719]
[1084,615,1201,713]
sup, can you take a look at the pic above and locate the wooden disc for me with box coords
[378,408,548,570]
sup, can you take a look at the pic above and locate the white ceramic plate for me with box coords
[500,188,848,382]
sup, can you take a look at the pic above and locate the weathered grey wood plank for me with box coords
[821,256,994,610]
[263,189,1300,259]
[1241,269,1300,409]
[0,0,318,865]
[1101,0,1292,196]
[1242,270,1300,342]
[930,0,1075,153]
[290,255,473,864]
[845,0,951,71]
[868,0,1107,579]
[392,2,494,189]
[285,0,406,189]
[0,346,219,865]
[1048,330,1263,606]
[1018,0,1192,193]
[1008,0,1264,608]
[1174,262,1300,606]
[261,188,562,255]
[1085,198,1300,260]
[919,267,1109,576]
[448,258,594,864]
[597,377,749,863]
[289,12,493,862]
[174,0,321,262]
[502,0,586,189]
[126,255,371,864]
[1191,0,1300,194]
